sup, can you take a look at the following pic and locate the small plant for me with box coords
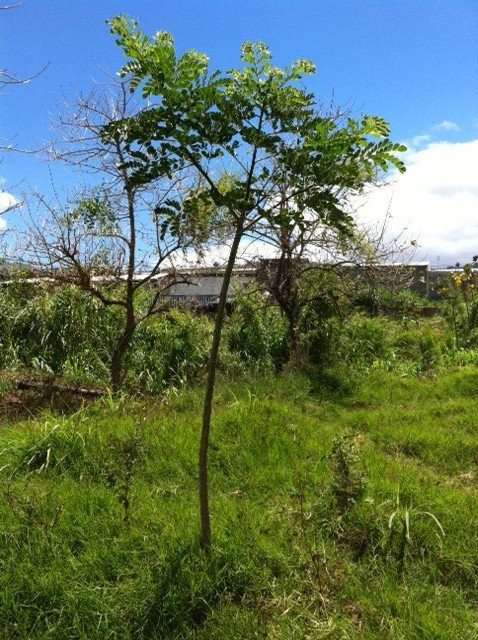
[316,435,379,560]
[295,481,329,597]
[329,435,366,514]
[383,486,445,577]
[438,265,478,348]
[104,426,144,524]
[98,388,130,412]
[295,436,368,592]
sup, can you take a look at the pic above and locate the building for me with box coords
[157,266,257,308]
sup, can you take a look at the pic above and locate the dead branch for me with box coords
[16,380,105,398]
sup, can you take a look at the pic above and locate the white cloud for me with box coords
[176,237,278,268]
[355,138,478,265]
[0,192,19,228]
[432,120,461,132]
[411,134,431,147]
[184,140,478,269]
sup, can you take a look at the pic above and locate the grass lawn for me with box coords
[1,368,478,638]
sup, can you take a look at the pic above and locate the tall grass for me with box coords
[337,315,446,375]
[0,283,119,381]
[1,370,478,637]
[0,283,290,391]
[2,280,476,398]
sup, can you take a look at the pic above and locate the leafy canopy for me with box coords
[105,15,406,237]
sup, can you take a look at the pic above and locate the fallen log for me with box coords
[16,380,106,398]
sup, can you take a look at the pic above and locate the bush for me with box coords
[223,288,288,371]
[1,282,290,391]
[0,284,212,391]
[127,309,212,392]
[1,280,447,392]
[353,285,425,315]
[341,317,391,366]
[335,316,445,376]
[5,286,118,384]
[392,327,443,372]
[299,296,342,367]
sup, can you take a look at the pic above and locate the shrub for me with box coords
[392,327,443,372]
[341,317,391,366]
[329,435,366,513]
[1,284,214,391]
[127,309,212,392]
[0,284,118,379]
[224,287,288,371]
[353,285,425,315]
[336,316,445,376]
[299,296,342,367]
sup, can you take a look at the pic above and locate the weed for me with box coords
[103,426,145,524]
[329,435,366,514]
[382,486,445,577]
[16,421,91,478]
[294,480,329,599]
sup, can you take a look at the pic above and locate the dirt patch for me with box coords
[1,381,100,424]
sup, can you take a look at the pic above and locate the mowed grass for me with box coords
[1,369,478,638]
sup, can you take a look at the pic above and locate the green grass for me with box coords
[1,369,478,638]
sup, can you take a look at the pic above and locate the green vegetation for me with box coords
[2,14,477,637]
[2,274,478,637]
[105,18,407,549]
[0,280,453,388]
[1,369,478,638]
[437,264,478,348]
[0,283,212,391]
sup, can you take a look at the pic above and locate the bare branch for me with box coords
[16,79,211,389]
[0,61,50,87]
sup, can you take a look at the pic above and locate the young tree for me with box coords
[106,16,406,549]
[254,202,416,360]
[20,81,202,390]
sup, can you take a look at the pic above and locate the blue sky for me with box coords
[1,0,478,264]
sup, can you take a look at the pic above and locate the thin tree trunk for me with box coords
[110,306,135,392]
[282,304,300,364]
[288,315,300,361]
[273,240,301,364]
[199,217,244,552]
[110,149,137,393]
